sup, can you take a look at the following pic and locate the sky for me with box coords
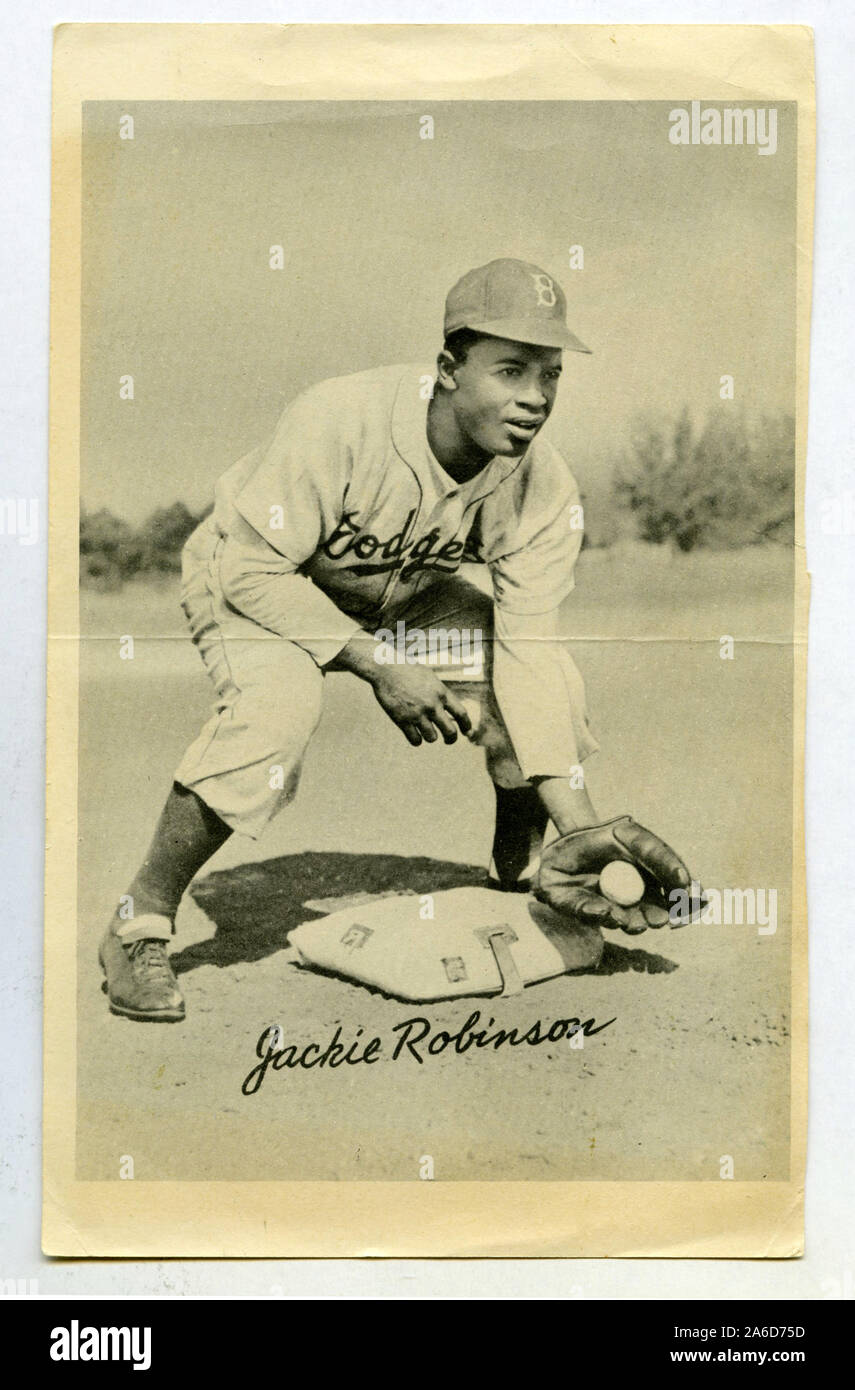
[81,99,797,522]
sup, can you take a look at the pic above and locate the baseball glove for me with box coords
[534,814,700,936]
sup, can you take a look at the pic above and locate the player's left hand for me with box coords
[534,815,701,936]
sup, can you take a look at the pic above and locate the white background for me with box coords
[1,2,851,1300]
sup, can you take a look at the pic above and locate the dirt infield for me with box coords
[76,546,794,1182]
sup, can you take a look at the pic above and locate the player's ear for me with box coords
[435,349,460,392]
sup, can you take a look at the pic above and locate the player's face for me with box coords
[448,337,563,457]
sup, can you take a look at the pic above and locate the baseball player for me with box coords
[99,258,695,1022]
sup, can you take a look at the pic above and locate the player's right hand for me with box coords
[370,664,472,746]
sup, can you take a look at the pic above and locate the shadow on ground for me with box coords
[176,851,680,983]
[595,940,678,976]
[176,851,486,974]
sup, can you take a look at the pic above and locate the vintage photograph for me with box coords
[45,24,812,1256]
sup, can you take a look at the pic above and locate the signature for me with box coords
[242,1009,616,1095]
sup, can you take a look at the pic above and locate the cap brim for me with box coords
[460,317,592,354]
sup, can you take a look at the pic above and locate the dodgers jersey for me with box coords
[207,362,584,660]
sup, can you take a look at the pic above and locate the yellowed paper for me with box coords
[46,23,813,1257]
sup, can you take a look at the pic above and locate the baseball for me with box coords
[598,860,645,907]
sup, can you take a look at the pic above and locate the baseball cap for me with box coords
[444,258,591,354]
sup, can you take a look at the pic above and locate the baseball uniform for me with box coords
[173,360,598,838]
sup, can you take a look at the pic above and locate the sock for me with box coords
[114,783,233,930]
[490,784,549,888]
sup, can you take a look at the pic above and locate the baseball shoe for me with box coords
[98,919,185,1023]
[485,853,537,894]
[486,874,533,893]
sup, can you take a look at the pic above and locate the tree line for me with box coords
[80,406,794,589]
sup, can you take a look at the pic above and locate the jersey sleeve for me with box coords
[491,605,599,779]
[485,445,584,616]
[217,383,362,665]
[230,382,351,564]
[484,446,596,778]
[217,517,362,668]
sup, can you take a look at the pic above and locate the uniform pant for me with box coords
[174,523,532,839]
